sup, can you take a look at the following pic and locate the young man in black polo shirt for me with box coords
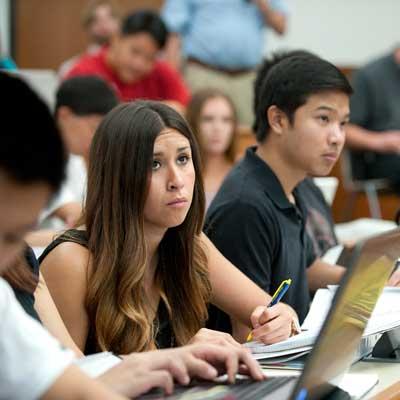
[205,54,352,336]
[253,51,339,259]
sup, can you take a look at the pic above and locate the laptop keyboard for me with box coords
[139,376,296,399]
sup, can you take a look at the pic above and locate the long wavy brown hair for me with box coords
[186,88,239,165]
[78,101,211,354]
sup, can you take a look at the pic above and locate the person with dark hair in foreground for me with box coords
[66,9,190,113]
[0,72,264,399]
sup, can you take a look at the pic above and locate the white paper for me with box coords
[261,369,301,377]
[322,244,344,265]
[75,352,121,377]
[335,218,396,243]
[301,289,334,332]
[245,331,318,354]
[339,373,379,398]
[301,288,400,337]
[251,346,313,360]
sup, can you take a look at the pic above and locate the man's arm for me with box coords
[307,257,400,292]
[345,66,400,153]
[161,0,190,70]
[53,202,82,227]
[164,33,183,71]
[253,0,287,35]
[346,123,400,153]
[306,258,346,292]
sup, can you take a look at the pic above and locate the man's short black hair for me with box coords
[121,10,168,49]
[253,50,316,133]
[55,76,118,116]
[254,52,353,143]
[0,72,66,193]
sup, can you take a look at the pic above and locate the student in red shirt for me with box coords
[66,10,190,113]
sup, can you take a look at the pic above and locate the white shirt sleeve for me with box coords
[39,185,76,223]
[39,155,87,225]
[0,278,74,400]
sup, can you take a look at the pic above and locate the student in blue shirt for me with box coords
[162,0,289,125]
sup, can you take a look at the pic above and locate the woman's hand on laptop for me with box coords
[100,343,264,397]
[250,303,298,344]
[183,343,264,383]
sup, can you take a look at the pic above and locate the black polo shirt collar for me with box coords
[243,146,304,212]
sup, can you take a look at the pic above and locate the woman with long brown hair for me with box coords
[0,73,264,400]
[40,101,297,356]
[186,88,239,208]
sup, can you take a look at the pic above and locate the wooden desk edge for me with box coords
[371,381,400,400]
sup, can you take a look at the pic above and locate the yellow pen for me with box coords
[247,278,292,342]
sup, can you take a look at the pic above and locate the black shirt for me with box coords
[205,147,316,331]
[39,229,175,354]
[349,53,400,182]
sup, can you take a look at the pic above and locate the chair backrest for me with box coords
[340,147,391,192]
[340,147,358,191]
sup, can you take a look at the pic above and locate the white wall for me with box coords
[0,0,10,54]
[267,0,399,67]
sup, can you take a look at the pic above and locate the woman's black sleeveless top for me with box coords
[39,229,174,354]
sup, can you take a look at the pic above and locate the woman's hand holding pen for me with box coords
[249,303,298,344]
[387,266,400,287]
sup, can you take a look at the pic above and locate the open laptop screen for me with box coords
[291,228,400,399]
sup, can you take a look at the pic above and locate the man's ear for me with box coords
[57,106,72,122]
[267,105,288,135]
[109,32,121,49]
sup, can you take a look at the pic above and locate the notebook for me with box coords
[139,227,400,399]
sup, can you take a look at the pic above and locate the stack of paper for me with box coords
[245,332,316,356]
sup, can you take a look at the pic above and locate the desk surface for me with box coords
[261,361,400,399]
[350,361,400,399]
